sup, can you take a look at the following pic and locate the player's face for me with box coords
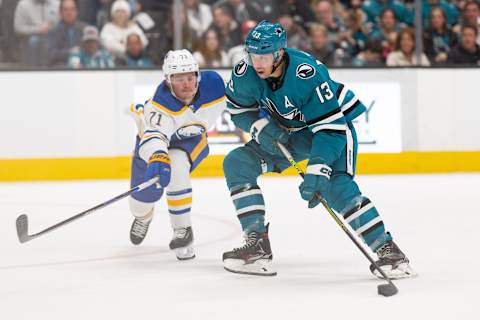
[170,72,198,102]
[249,53,275,79]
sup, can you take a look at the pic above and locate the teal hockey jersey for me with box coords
[226,47,365,166]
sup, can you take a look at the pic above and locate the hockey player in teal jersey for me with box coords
[222,21,415,278]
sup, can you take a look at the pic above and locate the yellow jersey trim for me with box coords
[150,100,189,115]
[200,96,226,109]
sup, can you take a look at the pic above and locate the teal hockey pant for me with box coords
[223,123,391,251]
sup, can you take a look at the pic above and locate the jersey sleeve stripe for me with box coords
[310,123,347,133]
[307,110,344,127]
[226,94,258,109]
[139,136,162,148]
[144,129,162,134]
[228,107,258,114]
[341,97,359,114]
[343,100,361,116]
[337,84,348,105]
[306,107,342,126]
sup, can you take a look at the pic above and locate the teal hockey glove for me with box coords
[146,152,171,187]
[250,118,289,155]
[299,163,332,208]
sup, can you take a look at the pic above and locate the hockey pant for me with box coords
[129,134,209,229]
[223,122,392,251]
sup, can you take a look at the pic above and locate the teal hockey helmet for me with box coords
[245,20,287,56]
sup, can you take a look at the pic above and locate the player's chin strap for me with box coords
[276,142,399,297]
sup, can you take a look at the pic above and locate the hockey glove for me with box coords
[299,163,332,208]
[250,118,289,155]
[145,152,171,188]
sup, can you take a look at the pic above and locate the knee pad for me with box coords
[129,197,154,219]
[325,173,362,213]
[223,147,262,189]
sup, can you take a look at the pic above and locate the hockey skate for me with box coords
[223,226,276,276]
[169,226,195,260]
[130,217,152,245]
[370,239,416,279]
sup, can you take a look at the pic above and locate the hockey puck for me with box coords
[377,283,398,297]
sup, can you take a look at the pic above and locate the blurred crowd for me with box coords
[0,0,479,69]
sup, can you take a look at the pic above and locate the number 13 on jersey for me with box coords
[315,81,334,103]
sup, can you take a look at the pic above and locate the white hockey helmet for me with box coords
[162,49,200,84]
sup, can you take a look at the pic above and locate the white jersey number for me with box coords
[315,82,334,104]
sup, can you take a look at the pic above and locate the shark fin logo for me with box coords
[234,59,247,77]
[296,63,315,80]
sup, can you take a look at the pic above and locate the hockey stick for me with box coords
[276,142,398,297]
[15,177,159,244]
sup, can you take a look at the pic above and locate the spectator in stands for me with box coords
[453,1,480,45]
[77,0,105,26]
[175,3,199,52]
[361,0,411,25]
[352,38,384,66]
[424,7,457,65]
[250,0,277,21]
[312,0,345,43]
[100,0,148,59]
[330,0,347,18]
[448,25,480,64]
[96,0,114,30]
[277,0,316,30]
[135,0,172,65]
[306,23,337,66]
[387,27,430,66]
[337,9,369,59]
[193,27,229,68]
[14,0,60,66]
[278,12,309,50]
[227,19,257,65]
[226,0,263,24]
[422,0,460,28]
[184,0,212,38]
[115,32,153,67]
[1,0,21,62]
[48,0,87,66]
[68,25,115,68]
[370,8,400,60]
[210,3,241,51]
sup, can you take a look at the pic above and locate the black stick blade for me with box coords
[16,214,30,243]
[377,283,398,297]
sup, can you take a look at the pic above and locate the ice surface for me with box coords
[0,174,478,319]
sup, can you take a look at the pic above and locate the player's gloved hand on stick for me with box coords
[146,152,171,188]
[250,118,289,155]
[299,162,332,208]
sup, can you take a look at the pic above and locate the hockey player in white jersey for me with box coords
[128,49,226,260]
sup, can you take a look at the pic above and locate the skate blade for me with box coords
[224,258,277,276]
[174,245,195,261]
[373,262,417,279]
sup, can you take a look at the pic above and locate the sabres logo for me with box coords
[296,63,315,80]
[234,59,247,77]
[175,124,205,140]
